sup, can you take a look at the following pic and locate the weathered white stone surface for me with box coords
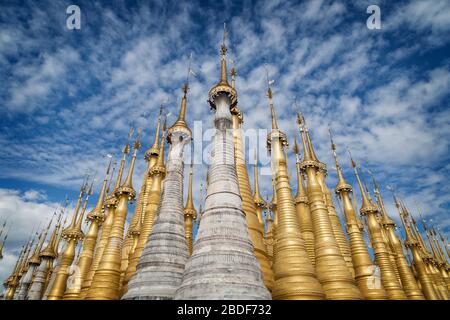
[122,129,190,300]
[15,264,37,300]
[174,94,270,300]
[27,257,52,300]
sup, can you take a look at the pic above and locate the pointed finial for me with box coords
[265,68,278,130]
[120,128,141,193]
[106,160,116,194]
[207,23,237,108]
[348,148,372,211]
[124,127,134,155]
[68,178,89,228]
[222,22,228,53]
[230,58,237,88]
[253,151,266,207]
[89,156,113,220]
[76,176,95,229]
[302,116,319,163]
[293,136,300,161]
[147,107,163,157]
[168,58,193,139]
[328,127,349,192]
[196,182,204,227]
[220,22,229,84]
[184,156,197,224]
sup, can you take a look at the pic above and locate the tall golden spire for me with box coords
[184,157,197,256]
[270,178,278,226]
[146,107,163,157]
[293,136,315,267]
[416,213,450,298]
[47,178,92,300]
[168,83,191,139]
[297,114,360,299]
[3,243,26,300]
[349,152,407,300]
[264,200,274,265]
[29,213,56,266]
[86,130,141,300]
[328,130,388,299]
[68,177,89,229]
[396,197,439,300]
[300,119,354,277]
[54,209,69,256]
[80,138,130,298]
[64,158,112,300]
[40,211,63,259]
[253,156,266,224]
[265,79,324,300]
[372,177,424,299]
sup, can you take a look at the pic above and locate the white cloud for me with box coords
[0,189,59,281]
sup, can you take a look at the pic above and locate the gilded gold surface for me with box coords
[268,91,325,300]
[298,119,361,300]
[232,107,274,291]
[329,135,388,299]
[85,136,140,300]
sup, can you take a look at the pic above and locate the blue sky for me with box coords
[1,0,450,282]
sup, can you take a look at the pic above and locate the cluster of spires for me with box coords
[2,28,450,300]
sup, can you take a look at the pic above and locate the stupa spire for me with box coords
[16,213,56,300]
[175,32,269,300]
[329,134,390,299]
[220,23,229,85]
[349,153,407,300]
[86,130,140,300]
[124,70,192,299]
[230,64,273,291]
[64,158,112,300]
[329,128,348,188]
[119,111,164,293]
[396,198,439,300]
[68,177,88,229]
[80,137,130,298]
[122,121,166,293]
[372,179,424,299]
[46,177,93,300]
[27,210,63,300]
[184,156,197,256]
[293,135,315,268]
[297,114,359,299]
[266,73,278,131]
[265,79,324,300]
[3,243,26,300]
[147,107,163,156]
